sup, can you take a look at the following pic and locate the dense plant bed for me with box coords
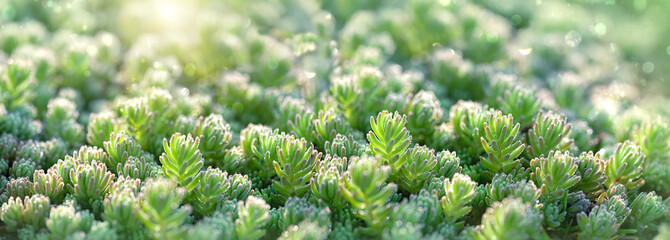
[1,0,669,239]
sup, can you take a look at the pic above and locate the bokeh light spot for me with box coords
[565,31,582,47]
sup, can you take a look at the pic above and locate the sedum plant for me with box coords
[441,173,477,224]
[310,157,347,210]
[136,177,191,239]
[68,159,115,213]
[103,131,150,172]
[0,194,50,232]
[159,133,205,193]
[193,114,233,165]
[479,112,525,174]
[32,169,65,203]
[526,111,573,159]
[235,196,271,240]
[46,203,95,239]
[398,144,438,194]
[272,135,321,198]
[367,110,412,176]
[605,141,646,192]
[433,150,462,179]
[470,197,547,240]
[530,151,581,200]
[86,112,122,148]
[324,133,364,158]
[102,188,143,234]
[339,155,397,236]
[577,206,620,240]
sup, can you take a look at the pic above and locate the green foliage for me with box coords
[46,203,95,239]
[530,151,580,200]
[250,130,285,178]
[159,133,205,193]
[103,131,151,172]
[68,160,115,213]
[278,197,330,231]
[526,111,573,159]
[44,98,84,147]
[605,141,646,192]
[272,135,321,198]
[577,206,620,240]
[0,64,37,110]
[192,167,230,216]
[625,192,668,232]
[87,112,122,148]
[432,150,461,179]
[312,109,353,150]
[6,177,35,199]
[32,169,65,203]
[136,177,190,239]
[0,194,50,232]
[193,114,233,164]
[573,151,607,200]
[1,111,42,140]
[324,133,364,158]
[486,173,540,206]
[277,220,329,240]
[398,145,437,194]
[235,196,271,240]
[441,173,477,224]
[493,84,541,129]
[117,156,159,180]
[10,158,36,179]
[102,189,142,233]
[402,91,443,143]
[479,112,525,174]
[449,100,491,155]
[218,146,248,173]
[471,197,547,240]
[367,111,412,175]
[310,156,347,210]
[339,155,397,236]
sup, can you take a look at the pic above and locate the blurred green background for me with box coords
[1,0,669,114]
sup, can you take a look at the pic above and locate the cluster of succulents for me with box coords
[2,0,670,239]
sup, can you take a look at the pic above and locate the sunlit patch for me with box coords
[519,48,533,55]
[594,23,607,36]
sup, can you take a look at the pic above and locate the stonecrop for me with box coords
[1,0,669,239]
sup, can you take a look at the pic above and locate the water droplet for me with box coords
[642,62,654,73]
[304,71,316,79]
[432,42,442,47]
[325,13,332,21]
[564,31,582,47]
[519,48,533,55]
[594,23,607,36]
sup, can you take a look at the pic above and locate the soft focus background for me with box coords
[1,0,669,127]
